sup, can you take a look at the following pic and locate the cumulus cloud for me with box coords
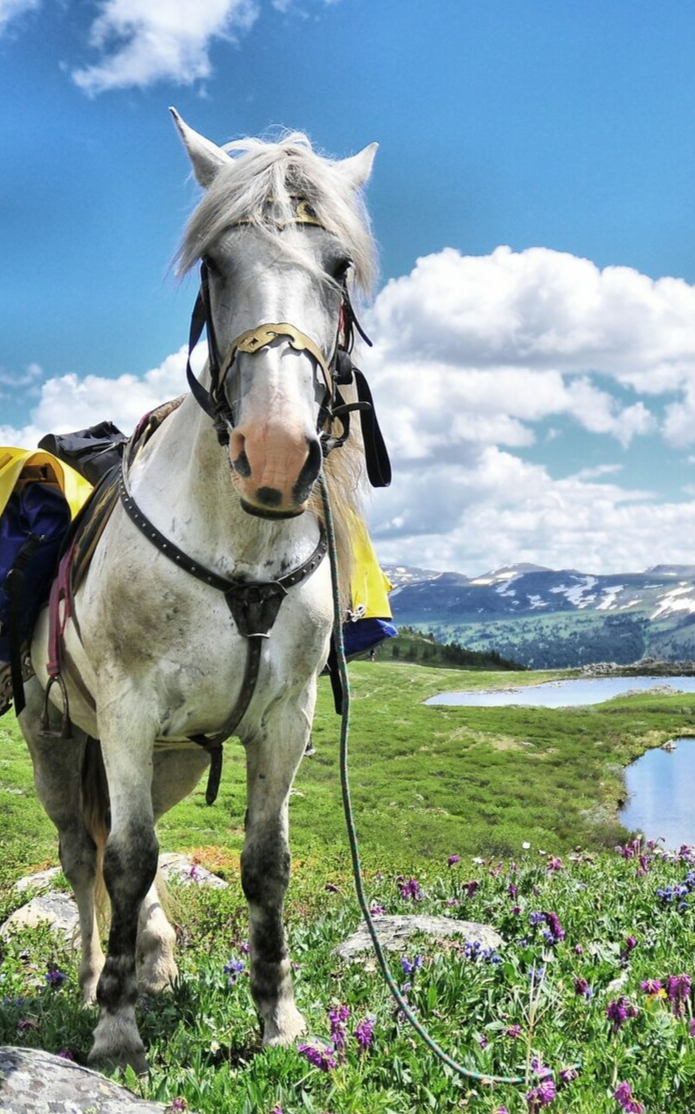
[359,245,695,572]
[0,345,205,448]
[71,0,260,95]
[6,244,695,574]
[0,0,39,34]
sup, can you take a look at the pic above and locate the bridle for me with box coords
[184,198,391,489]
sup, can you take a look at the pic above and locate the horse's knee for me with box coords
[103,825,158,911]
[241,839,290,906]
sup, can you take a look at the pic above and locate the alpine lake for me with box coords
[426,675,695,848]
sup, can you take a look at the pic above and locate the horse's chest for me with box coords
[86,557,331,738]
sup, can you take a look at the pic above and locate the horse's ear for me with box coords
[336,142,379,190]
[169,107,231,188]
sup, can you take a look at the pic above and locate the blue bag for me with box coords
[0,483,70,665]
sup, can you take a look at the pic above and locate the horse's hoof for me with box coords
[262,1004,307,1047]
[89,1047,150,1077]
[137,960,178,996]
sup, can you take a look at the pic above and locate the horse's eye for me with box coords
[204,255,223,279]
[330,257,352,282]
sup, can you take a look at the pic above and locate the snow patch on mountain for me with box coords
[549,576,598,608]
[650,583,695,620]
[596,585,624,611]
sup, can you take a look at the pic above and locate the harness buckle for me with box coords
[224,580,288,638]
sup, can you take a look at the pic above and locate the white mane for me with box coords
[175,130,377,297]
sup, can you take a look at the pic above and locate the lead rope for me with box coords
[318,472,581,1089]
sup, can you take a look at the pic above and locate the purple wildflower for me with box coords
[354,1016,375,1051]
[270,1107,284,1114]
[615,1081,645,1113]
[621,935,638,958]
[574,944,584,955]
[464,879,480,898]
[369,903,384,916]
[531,1055,552,1079]
[401,954,423,976]
[239,940,250,955]
[224,957,245,986]
[689,1018,695,1037]
[479,1035,489,1049]
[526,1078,557,1109]
[188,864,201,882]
[45,964,67,988]
[328,1004,350,1051]
[399,877,423,901]
[559,1066,578,1084]
[508,883,518,900]
[505,1024,522,1039]
[56,1049,74,1060]
[665,973,692,1015]
[169,1100,188,1113]
[298,1043,338,1072]
[640,979,662,995]
[573,977,592,1000]
[543,911,565,943]
[448,853,461,867]
[547,857,563,872]
[606,996,638,1033]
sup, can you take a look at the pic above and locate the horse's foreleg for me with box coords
[241,717,309,1047]
[89,712,158,1075]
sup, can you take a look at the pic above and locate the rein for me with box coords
[319,473,582,1090]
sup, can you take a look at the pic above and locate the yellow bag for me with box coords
[0,448,92,521]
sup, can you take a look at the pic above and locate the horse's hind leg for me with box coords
[88,708,158,1074]
[241,712,309,1046]
[19,678,105,1005]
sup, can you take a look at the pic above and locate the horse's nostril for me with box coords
[293,438,322,504]
[234,449,252,478]
[255,487,283,508]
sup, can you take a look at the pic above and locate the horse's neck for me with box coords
[128,394,321,581]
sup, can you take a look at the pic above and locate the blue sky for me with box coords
[3,0,695,573]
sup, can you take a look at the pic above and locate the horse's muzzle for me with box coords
[230,430,322,519]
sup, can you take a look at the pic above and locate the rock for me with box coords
[13,866,62,895]
[0,891,79,941]
[334,914,504,965]
[158,852,228,889]
[0,1046,185,1112]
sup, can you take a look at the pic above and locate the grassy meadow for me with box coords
[2,662,695,1111]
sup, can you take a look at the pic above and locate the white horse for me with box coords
[19,110,378,1073]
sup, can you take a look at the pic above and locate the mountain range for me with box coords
[383,562,695,668]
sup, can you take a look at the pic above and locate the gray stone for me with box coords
[0,893,79,942]
[158,852,228,889]
[13,868,62,895]
[0,1046,186,1113]
[334,914,504,965]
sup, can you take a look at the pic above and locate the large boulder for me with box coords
[334,914,504,965]
[0,1047,184,1113]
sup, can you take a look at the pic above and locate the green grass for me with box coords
[2,663,695,1111]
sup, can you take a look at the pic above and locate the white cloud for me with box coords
[368,245,695,393]
[71,0,260,95]
[6,244,695,575]
[0,345,203,448]
[0,0,39,34]
[358,245,695,572]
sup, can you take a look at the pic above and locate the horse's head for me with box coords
[172,110,377,519]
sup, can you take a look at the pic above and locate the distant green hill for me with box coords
[355,625,524,670]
